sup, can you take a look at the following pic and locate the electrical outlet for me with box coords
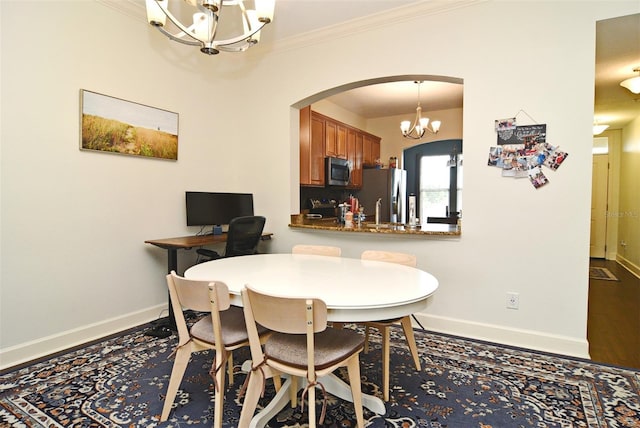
[506,292,519,309]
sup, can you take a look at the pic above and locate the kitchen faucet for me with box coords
[375,198,382,225]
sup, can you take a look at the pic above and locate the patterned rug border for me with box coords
[2,322,639,427]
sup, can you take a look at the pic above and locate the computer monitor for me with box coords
[185,192,254,227]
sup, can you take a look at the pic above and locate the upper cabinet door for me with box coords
[324,119,347,159]
[336,124,348,159]
[363,134,381,167]
[325,120,337,157]
[300,107,325,186]
[347,129,363,188]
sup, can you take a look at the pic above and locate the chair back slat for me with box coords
[292,245,341,257]
[305,299,315,373]
[361,250,417,267]
[244,286,327,334]
[168,272,231,312]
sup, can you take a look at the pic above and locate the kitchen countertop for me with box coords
[288,216,461,237]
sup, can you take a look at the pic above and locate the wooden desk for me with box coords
[144,233,273,328]
[185,253,438,426]
[146,233,273,273]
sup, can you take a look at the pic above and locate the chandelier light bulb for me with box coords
[193,13,208,41]
[256,0,275,22]
[145,0,167,26]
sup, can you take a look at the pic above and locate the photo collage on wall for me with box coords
[487,118,568,189]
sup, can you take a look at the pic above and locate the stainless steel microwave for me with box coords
[326,157,351,186]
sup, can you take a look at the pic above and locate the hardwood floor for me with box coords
[587,258,640,369]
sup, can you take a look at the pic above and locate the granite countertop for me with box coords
[288,216,461,237]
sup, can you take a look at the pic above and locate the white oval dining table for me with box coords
[184,253,439,427]
[184,253,439,322]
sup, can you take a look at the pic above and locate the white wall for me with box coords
[1,0,638,369]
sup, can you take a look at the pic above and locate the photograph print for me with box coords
[80,90,178,160]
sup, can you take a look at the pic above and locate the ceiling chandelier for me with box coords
[620,67,640,94]
[145,0,275,56]
[400,81,441,139]
[593,121,609,135]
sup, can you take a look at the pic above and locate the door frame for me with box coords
[591,130,621,260]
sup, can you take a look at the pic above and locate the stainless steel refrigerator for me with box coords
[358,168,407,224]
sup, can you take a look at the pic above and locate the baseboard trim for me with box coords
[0,305,166,371]
[412,313,590,360]
[1,306,594,371]
[616,254,640,279]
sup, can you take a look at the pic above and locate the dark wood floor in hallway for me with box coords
[588,258,640,370]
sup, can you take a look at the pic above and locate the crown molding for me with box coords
[268,0,484,54]
[95,0,147,23]
[94,0,485,58]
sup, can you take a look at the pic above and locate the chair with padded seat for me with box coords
[360,250,422,401]
[160,271,269,427]
[291,244,342,257]
[197,215,266,262]
[239,284,365,428]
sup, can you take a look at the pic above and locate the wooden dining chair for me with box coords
[161,271,269,428]
[239,284,365,428]
[360,250,422,401]
[292,244,342,257]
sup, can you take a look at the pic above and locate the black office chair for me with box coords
[197,216,266,262]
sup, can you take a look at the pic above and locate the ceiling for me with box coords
[104,2,639,129]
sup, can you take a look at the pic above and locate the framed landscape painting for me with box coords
[80,90,179,160]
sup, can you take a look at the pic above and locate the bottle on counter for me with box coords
[408,194,417,228]
[357,206,365,226]
[345,210,353,228]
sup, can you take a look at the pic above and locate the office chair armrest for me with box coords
[196,248,222,260]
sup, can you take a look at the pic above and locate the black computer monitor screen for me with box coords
[185,192,254,226]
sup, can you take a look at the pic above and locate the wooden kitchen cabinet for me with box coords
[336,123,348,159]
[324,117,347,159]
[300,107,380,187]
[300,106,325,186]
[347,129,363,188]
[363,134,381,167]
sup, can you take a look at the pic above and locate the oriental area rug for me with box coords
[1,324,639,428]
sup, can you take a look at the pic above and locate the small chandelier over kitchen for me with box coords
[620,67,640,94]
[145,0,275,56]
[400,81,441,139]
